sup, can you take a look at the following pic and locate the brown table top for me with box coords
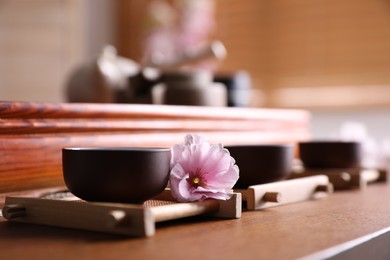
[1,183,390,259]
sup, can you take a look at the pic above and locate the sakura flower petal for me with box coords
[169,134,240,202]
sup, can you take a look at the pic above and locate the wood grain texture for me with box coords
[0,101,310,120]
[0,118,308,134]
[0,130,308,193]
[0,101,310,193]
[1,183,390,259]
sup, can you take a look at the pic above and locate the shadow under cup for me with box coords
[226,145,294,189]
[62,147,171,204]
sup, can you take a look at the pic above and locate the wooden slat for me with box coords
[0,118,308,134]
[245,175,331,210]
[0,102,310,120]
[2,192,241,237]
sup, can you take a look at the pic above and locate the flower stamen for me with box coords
[188,174,205,188]
[193,177,201,185]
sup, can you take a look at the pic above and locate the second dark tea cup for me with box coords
[226,144,294,189]
[298,141,363,169]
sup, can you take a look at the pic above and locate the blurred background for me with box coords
[1,0,390,141]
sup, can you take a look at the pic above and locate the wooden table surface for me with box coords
[1,183,390,259]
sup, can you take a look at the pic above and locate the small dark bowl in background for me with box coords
[226,144,294,189]
[62,147,171,204]
[298,141,363,169]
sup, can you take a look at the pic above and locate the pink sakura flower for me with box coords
[169,134,239,202]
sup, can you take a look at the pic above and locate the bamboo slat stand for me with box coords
[236,175,333,210]
[289,168,387,190]
[2,189,241,237]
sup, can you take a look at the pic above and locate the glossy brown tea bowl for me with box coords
[298,141,363,169]
[225,144,294,189]
[62,147,171,204]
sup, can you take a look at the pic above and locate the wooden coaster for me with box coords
[236,175,333,211]
[289,168,388,190]
[1,189,241,237]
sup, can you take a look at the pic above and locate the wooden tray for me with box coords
[0,101,310,194]
[236,175,333,210]
[289,168,388,190]
[1,189,241,237]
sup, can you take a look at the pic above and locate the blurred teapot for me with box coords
[65,41,227,103]
[65,45,140,103]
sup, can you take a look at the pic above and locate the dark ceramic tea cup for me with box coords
[62,147,171,204]
[298,141,363,169]
[226,144,294,188]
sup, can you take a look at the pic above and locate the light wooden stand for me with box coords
[236,175,333,211]
[1,189,241,237]
[289,168,388,190]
